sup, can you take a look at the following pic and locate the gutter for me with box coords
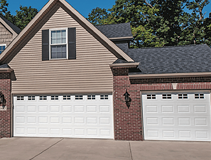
[129,72,211,79]
[109,36,133,41]
[0,68,13,73]
[110,62,140,68]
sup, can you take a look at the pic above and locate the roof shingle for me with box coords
[115,44,211,74]
[95,23,133,39]
[0,14,21,34]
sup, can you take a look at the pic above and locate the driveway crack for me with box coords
[129,142,133,160]
[29,138,64,160]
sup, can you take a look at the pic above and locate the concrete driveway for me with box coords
[0,138,211,160]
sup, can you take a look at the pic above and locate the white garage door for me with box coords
[142,92,211,141]
[14,94,114,139]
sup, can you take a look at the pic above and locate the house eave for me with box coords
[0,68,13,73]
[110,62,140,68]
[129,72,211,79]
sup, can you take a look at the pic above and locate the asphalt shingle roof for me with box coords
[95,23,133,39]
[0,15,21,34]
[115,44,211,74]
[0,64,10,69]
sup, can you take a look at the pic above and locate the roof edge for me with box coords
[0,0,58,62]
[60,0,134,62]
[109,36,133,41]
[0,16,18,39]
[129,72,211,79]
[0,0,134,63]
[110,62,140,68]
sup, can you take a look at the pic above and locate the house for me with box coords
[1,0,211,141]
[0,14,21,54]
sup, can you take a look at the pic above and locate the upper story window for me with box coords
[0,44,6,54]
[42,28,76,61]
[50,29,67,59]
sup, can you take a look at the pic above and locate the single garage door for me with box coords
[14,94,114,139]
[142,92,211,141]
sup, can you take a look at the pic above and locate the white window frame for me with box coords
[0,44,6,54]
[49,28,68,60]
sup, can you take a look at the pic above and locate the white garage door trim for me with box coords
[142,92,211,141]
[14,94,114,139]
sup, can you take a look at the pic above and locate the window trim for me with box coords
[0,44,6,54]
[49,28,68,60]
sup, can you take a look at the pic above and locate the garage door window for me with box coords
[40,96,47,100]
[88,95,95,100]
[75,95,83,100]
[162,94,171,99]
[17,96,24,100]
[101,95,108,100]
[195,94,204,99]
[51,96,59,100]
[178,94,188,99]
[63,95,71,100]
[28,96,35,100]
[147,94,156,99]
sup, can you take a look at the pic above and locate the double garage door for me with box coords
[142,92,211,141]
[14,94,114,139]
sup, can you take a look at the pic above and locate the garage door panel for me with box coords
[143,92,211,141]
[14,95,114,139]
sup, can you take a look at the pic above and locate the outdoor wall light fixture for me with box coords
[124,90,131,109]
[0,92,6,106]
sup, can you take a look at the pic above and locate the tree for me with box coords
[204,16,211,46]
[14,6,38,30]
[87,7,110,25]
[0,0,8,15]
[87,0,211,48]
[0,0,38,30]
[185,0,210,44]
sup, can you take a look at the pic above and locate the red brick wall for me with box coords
[0,73,11,138]
[113,68,211,141]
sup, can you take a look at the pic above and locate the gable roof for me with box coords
[115,44,211,74]
[95,23,133,40]
[0,0,133,64]
[0,14,21,35]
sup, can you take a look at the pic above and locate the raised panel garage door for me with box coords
[142,92,211,141]
[14,95,114,139]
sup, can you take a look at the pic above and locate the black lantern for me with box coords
[0,92,6,105]
[124,90,131,109]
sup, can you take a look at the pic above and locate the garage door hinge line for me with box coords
[29,138,64,160]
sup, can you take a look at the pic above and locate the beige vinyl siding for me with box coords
[0,22,13,46]
[9,6,117,94]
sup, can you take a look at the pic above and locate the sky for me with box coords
[6,0,211,18]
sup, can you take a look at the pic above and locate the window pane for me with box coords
[0,45,6,54]
[51,45,66,59]
[51,31,56,38]
[51,30,66,44]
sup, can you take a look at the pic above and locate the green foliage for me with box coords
[15,6,38,30]
[87,7,111,25]
[0,0,8,15]
[0,0,38,30]
[87,0,211,48]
